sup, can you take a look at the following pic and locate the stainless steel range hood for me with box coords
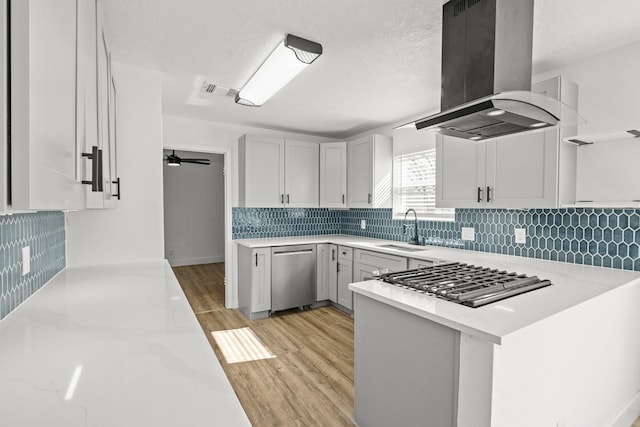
[410,0,581,140]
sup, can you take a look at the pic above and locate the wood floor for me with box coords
[172,263,355,427]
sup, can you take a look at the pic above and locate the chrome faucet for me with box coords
[403,208,419,245]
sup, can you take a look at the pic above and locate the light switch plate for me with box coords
[22,246,31,276]
[461,227,475,241]
[515,228,527,244]
[360,219,366,230]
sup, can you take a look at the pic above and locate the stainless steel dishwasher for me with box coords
[271,245,316,313]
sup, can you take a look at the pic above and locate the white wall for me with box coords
[163,150,225,266]
[66,62,164,267]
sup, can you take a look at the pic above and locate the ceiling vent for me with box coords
[200,81,238,98]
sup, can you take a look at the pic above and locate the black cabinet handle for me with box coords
[112,177,121,200]
[368,193,372,204]
[287,194,290,204]
[487,186,492,203]
[280,194,284,204]
[477,187,482,203]
[342,194,345,204]
[81,146,99,192]
[331,249,336,261]
[255,253,258,266]
[97,149,104,191]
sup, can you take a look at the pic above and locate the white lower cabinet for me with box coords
[337,258,354,310]
[353,249,408,276]
[328,244,338,303]
[237,246,271,320]
[316,244,331,301]
[336,246,354,310]
[409,258,440,269]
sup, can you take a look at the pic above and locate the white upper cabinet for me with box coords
[347,134,393,208]
[436,76,578,209]
[320,142,347,208]
[284,139,319,207]
[77,0,102,208]
[238,135,319,208]
[10,0,84,210]
[239,135,285,207]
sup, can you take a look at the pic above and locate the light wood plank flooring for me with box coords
[172,263,355,427]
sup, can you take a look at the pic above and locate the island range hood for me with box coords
[411,0,580,140]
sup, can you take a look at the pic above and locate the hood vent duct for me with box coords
[409,0,582,140]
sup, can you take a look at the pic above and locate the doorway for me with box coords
[162,147,232,307]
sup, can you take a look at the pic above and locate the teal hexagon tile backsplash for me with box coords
[0,212,65,321]
[233,207,640,272]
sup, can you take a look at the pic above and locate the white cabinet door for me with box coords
[10,0,84,210]
[284,139,319,207]
[408,258,438,269]
[0,0,6,211]
[348,136,374,207]
[239,135,285,207]
[337,259,353,310]
[251,248,272,313]
[77,0,103,209]
[486,129,558,208]
[320,142,347,208]
[329,244,338,303]
[436,135,486,208]
[316,244,330,301]
[348,134,392,208]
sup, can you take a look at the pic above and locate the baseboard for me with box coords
[168,256,224,267]
[608,392,640,427]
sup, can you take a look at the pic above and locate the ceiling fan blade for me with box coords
[182,159,210,165]
[180,158,209,162]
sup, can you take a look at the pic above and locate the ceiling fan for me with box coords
[164,150,210,166]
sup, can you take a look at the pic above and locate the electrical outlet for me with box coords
[461,227,475,241]
[22,246,31,276]
[514,227,527,244]
[360,219,366,230]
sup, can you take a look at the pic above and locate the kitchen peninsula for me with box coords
[349,248,640,427]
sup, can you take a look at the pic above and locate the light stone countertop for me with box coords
[0,261,251,426]
[237,234,640,344]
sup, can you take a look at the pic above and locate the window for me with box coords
[392,148,455,221]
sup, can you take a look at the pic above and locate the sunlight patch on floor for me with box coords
[212,327,276,364]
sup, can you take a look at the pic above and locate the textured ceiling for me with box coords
[101,0,640,139]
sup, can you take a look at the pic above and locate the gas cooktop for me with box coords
[379,262,552,308]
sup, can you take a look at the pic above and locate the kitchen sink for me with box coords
[375,243,425,253]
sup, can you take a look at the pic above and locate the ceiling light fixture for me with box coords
[487,109,506,116]
[235,34,323,107]
[470,136,483,141]
[167,158,181,167]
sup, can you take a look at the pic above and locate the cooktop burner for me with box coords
[379,262,552,308]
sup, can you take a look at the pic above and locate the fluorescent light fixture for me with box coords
[236,34,322,107]
[487,109,506,116]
